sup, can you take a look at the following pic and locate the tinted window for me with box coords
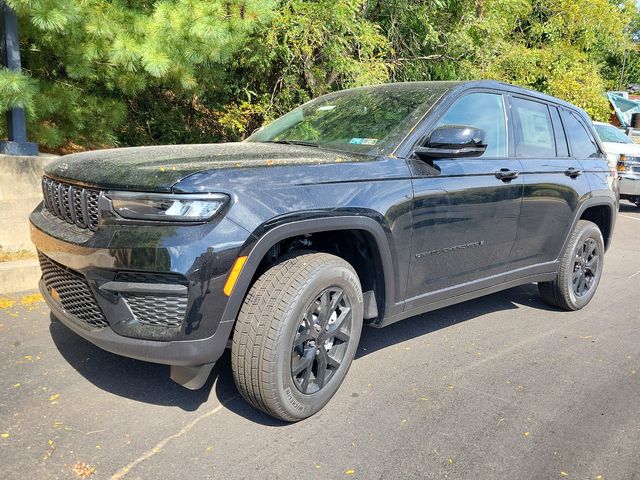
[434,92,507,158]
[511,97,556,158]
[561,110,600,158]
[550,106,569,157]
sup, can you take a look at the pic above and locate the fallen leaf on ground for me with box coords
[72,462,96,478]
[48,393,60,402]
[560,472,569,477]
[523,432,530,437]
[345,469,355,475]
[0,298,15,309]
[1,433,9,438]
[20,293,43,305]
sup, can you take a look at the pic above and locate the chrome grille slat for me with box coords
[41,177,100,230]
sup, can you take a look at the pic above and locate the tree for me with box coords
[3,0,275,149]
[1,0,637,149]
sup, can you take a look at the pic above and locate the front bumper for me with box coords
[30,203,252,367]
[41,278,233,366]
[619,173,640,197]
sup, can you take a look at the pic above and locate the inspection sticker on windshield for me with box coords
[349,138,379,145]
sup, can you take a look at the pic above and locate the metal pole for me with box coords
[0,1,37,156]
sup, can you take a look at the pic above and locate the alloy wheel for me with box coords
[572,238,599,297]
[291,287,352,394]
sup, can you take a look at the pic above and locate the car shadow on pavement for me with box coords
[49,283,556,423]
[49,318,217,412]
[355,283,555,359]
[619,201,639,213]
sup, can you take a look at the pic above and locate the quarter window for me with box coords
[561,110,601,158]
[511,97,556,158]
[434,92,507,158]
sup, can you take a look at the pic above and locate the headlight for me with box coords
[107,192,229,222]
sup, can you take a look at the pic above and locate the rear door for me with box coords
[405,91,523,309]
[508,97,593,273]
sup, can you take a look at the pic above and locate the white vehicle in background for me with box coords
[593,121,640,207]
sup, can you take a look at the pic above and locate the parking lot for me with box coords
[1,204,639,479]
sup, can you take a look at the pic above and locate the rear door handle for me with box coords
[565,167,583,178]
[495,168,519,181]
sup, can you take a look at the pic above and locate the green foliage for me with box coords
[0,68,36,112]
[4,0,275,148]
[1,0,638,148]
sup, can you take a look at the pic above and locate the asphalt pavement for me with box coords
[1,204,640,480]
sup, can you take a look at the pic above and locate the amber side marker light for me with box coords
[224,256,248,296]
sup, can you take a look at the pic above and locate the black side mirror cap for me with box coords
[414,125,487,160]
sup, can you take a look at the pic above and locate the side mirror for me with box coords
[414,125,487,160]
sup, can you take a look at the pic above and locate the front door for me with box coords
[405,91,523,311]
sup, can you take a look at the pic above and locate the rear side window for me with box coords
[434,92,507,158]
[511,97,556,158]
[560,110,600,158]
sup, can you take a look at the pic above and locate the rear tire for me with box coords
[538,220,604,311]
[231,252,363,422]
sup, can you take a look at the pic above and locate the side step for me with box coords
[170,363,215,390]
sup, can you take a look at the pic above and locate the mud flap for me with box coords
[170,363,215,390]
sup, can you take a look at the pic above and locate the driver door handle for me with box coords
[565,167,583,178]
[495,168,519,181]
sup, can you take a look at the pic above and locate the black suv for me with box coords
[31,80,616,421]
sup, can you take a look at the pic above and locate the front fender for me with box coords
[219,216,397,326]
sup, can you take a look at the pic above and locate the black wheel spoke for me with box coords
[316,348,328,387]
[301,367,312,392]
[329,289,344,311]
[333,328,350,343]
[326,353,341,369]
[293,332,315,348]
[318,291,331,327]
[292,351,313,376]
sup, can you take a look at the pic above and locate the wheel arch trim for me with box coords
[562,196,616,255]
[220,216,396,325]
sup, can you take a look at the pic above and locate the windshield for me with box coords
[246,82,456,155]
[594,124,634,144]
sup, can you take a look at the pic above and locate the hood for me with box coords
[44,142,370,192]
[600,140,640,157]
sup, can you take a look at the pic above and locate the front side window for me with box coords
[511,97,556,158]
[561,110,600,158]
[433,92,507,158]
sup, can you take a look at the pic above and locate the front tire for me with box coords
[538,220,604,311]
[231,252,363,422]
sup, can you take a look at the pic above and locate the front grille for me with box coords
[122,293,188,328]
[38,253,108,329]
[41,176,101,231]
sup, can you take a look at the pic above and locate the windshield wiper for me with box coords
[263,140,319,148]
